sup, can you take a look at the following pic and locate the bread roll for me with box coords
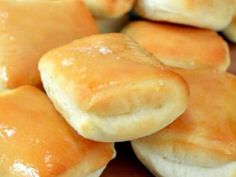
[135,0,235,31]
[39,33,189,142]
[132,69,236,177]
[0,86,115,177]
[0,0,98,89]
[82,0,135,18]
[122,21,230,71]
[96,15,128,33]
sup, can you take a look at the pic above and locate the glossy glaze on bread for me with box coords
[0,0,98,89]
[39,33,189,142]
[122,21,230,71]
[0,86,115,177]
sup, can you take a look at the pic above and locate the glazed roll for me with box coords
[122,21,230,71]
[134,0,235,31]
[132,69,236,177]
[39,33,189,142]
[0,0,98,89]
[0,86,115,177]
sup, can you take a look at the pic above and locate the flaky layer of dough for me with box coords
[132,141,236,177]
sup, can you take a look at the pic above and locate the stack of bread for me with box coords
[0,0,235,177]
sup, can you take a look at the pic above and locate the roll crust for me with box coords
[135,0,235,30]
[0,0,98,89]
[132,69,236,177]
[122,21,230,71]
[0,86,115,177]
[39,33,189,142]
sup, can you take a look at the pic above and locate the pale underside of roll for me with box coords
[39,33,189,142]
[132,69,236,177]
[122,21,230,71]
[0,86,115,177]
[134,0,235,31]
[0,0,98,89]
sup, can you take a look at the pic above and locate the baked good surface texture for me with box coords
[132,68,236,177]
[0,86,115,177]
[39,33,189,142]
[0,0,98,89]
[122,21,230,71]
[134,0,235,30]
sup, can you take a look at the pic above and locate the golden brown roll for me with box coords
[122,21,230,71]
[39,33,189,142]
[0,0,98,89]
[134,0,235,31]
[132,69,236,177]
[82,0,135,18]
[0,86,115,177]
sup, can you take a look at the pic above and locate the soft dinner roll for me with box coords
[96,15,128,33]
[82,0,135,18]
[122,21,230,71]
[0,86,115,177]
[0,0,98,89]
[224,16,236,43]
[39,33,189,142]
[134,0,235,31]
[132,69,236,177]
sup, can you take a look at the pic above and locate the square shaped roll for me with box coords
[132,69,236,177]
[0,0,98,89]
[39,33,189,142]
[122,21,230,71]
[0,86,115,177]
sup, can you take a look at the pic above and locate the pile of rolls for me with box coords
[0,0,235,177]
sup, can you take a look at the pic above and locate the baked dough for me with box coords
[134,0,235,30]
[39,33,189,142]
[82,0,135,18]
[0,0,98,89]
[132,69,236,177]
[122,21,230,71]
[0,86,115,177]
